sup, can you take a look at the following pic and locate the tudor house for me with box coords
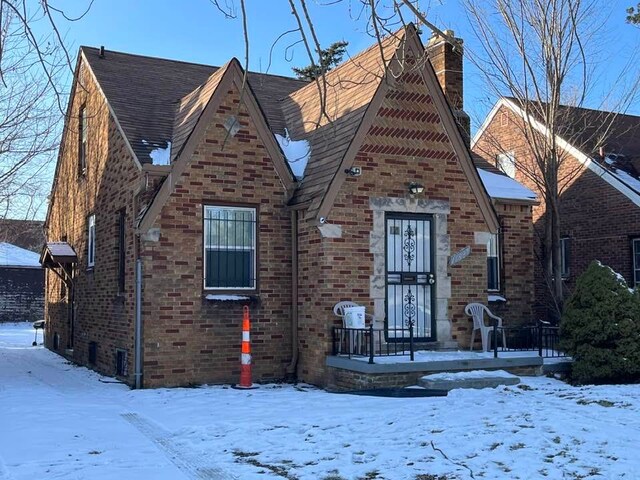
[42,25,537,389]
[473,97,640,319]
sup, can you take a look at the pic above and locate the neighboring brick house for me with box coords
[473,97,640,319]
[42,25,537,389]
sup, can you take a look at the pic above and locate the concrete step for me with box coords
[418,369,520,391]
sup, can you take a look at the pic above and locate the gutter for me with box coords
[285,209,299,378]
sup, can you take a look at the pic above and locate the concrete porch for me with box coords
[326,350,571,391]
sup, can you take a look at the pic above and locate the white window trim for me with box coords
[203,205,256,291]
[80,107,88,176]
[496,152,516,179]
[87,214,96,269]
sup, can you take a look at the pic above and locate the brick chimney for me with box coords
[426,30,471,144]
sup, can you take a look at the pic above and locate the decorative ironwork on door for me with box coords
[385,213,435,342]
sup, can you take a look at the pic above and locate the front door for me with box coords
[385,213,436,341]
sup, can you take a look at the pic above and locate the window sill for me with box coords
[204,294,259,303]
[488,294,507,303]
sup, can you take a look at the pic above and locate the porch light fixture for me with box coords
[408,182,425,195]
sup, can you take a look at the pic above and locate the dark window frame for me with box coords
[117,209,126,293]
[560,237,571,279]
[115,348,127,377]
[78,105,88,177]
[487,232,501,292]
[87,213,96,269]
[203,204,257,292]
[632,237,640,287]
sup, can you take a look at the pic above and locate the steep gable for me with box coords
[473,98,640,207]
[81,47,306,164]
[137,59,296,232]
[288,25,498,231]
[284,31,404,216]
[171,65,229,162]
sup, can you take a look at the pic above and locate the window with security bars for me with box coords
[487,233,500,291]
[204,206,256,289]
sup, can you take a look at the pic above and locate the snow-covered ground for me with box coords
[1,322,639,480]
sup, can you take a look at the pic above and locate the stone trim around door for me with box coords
[369,196,455,347]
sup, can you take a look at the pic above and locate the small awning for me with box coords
[40,242,78,268]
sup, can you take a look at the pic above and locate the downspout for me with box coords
[285,209,299,379]
[133,184,144,389]
[134,258,143,389]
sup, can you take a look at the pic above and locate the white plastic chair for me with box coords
[333,301,370,355]
[465,303,507,352]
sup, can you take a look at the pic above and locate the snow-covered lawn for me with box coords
[1,323,639,480]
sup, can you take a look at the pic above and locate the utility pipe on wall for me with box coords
[285,209,299,378]
[134,258,143,389]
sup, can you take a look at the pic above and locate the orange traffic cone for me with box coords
[233,305,258,389]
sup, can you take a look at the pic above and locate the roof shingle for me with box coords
[81,47,307,164]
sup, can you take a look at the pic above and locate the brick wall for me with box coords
[296,66,491,386]
[45,58,142,381]
[140,85,293,388]
[474,105,640,318]
[488,202,535,324]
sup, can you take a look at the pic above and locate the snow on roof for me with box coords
[0,242,41,268]
[603,157,640,195]
[478,169,537,202]
[274,131,310,180]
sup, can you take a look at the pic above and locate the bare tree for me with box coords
[463,0,639,318]
[0,1,91,221]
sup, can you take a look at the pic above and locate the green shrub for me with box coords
[560,260,640,384]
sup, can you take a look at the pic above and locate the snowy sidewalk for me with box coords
[0,323,230,480]
[1,322,640,480]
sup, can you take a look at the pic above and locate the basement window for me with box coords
[88,341,97,365]
[203,206,256,290]
[115,349,128,377]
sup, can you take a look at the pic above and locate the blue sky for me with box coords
[16,0,638,220]
[46,0,640,127]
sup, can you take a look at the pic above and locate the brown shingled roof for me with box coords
[171,64,230,162]
[81,46,307,164]
[284,32,404,215]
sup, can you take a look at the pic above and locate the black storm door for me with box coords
[385,213,436,341]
